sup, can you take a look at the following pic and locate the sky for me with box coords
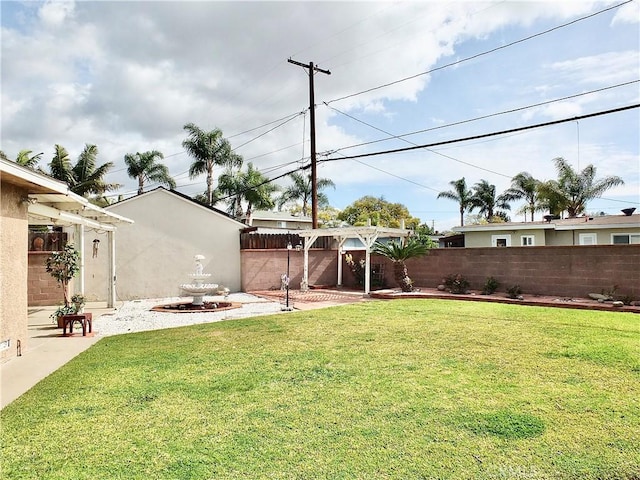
[1,0,639,232]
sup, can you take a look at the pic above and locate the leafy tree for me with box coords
[539,157,624,218]
[502,172,543,222]
[337,195,420,229]
[182,123,241,206]
[45,244,80,310]
[277,172,335,216]
[371,238,431,292]
[124,150,176,195]
[413,223,438,248]
[437,178,474,226]
[48,144,120,200]
[470,179,511,222]
[15,149,44,170]
[215,162,278,221]
[318,206,342,228]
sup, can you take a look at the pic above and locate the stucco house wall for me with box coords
[464,228,547,248]
[0,181,29,361]
[84,188,246,300]
[544,230,574,246]
[457,214,639,247]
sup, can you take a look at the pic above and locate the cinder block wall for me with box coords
[241,245,639,300]
[345,245,640,299]
[28,253,65,306]
[241,249,337,291]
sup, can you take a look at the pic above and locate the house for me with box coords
[84,187,247,301]
[241,210,312,231]
[453,211,640,247]
[1,158,132,360]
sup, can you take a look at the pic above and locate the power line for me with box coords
[325,104,513,179]
[324,0,633,105]
[231,112,304,151]
[325,80,639,155]
[319,104,640,164]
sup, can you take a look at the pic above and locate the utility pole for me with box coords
[287,58,331,229]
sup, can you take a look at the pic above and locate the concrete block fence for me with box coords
[242,245,640,300]
[28,245,640,306]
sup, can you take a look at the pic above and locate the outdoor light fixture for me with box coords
[283,240,302,311]
[284,241,293,311]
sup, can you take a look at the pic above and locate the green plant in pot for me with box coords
[46,244,81,327]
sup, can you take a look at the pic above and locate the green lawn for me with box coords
[2,300,639,479]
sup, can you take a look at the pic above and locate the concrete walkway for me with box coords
[0,302,113,409]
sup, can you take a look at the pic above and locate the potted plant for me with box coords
[71,293,86,314]
[45,244,81,327]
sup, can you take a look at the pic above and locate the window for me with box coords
[491,235,511,247]
[612,234,640,244]
[579,233,597,245]
[277,221,287,228]
[521,235,535,246]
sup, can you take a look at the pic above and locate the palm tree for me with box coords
[216,162,278,222]
[437,178,474,226]
[502,172,543,222]
[49,145,75,185]
[470,179,511,222]
[15,149,44,169]
[539,157,624,218]
[48,144,120,200]
[277,172,335,215]
[124,150,176,195]
[371,238,431,292]
[70,144,120,198]
[182,123,241,206]
[241,163,279,223]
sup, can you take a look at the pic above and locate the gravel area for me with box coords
[93,293,284,336]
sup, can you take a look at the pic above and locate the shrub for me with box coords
[482,276,499,295]
[444,274,470,294]
[506,284,522,299]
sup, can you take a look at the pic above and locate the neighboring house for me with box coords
[84,188,247,301]
[1,158,131,360]
[439,233,465,248]
[453,211,640,247]
[241,210,312,231]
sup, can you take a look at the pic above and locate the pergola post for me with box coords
[76,224,85,295]
[301,234,317,292]
[296,227,410,297]
[337,237,347,287]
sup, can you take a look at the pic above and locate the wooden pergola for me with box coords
[296,226,411,294]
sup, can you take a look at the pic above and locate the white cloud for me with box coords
[38,0,75,28]
[611,1,640,25]
[1,1,637,229]
[548,51,640,86]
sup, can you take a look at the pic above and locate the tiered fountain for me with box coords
[180,254,218,306]
[152,255,238,313]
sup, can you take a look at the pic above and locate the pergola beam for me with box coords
[297,226,410,295]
